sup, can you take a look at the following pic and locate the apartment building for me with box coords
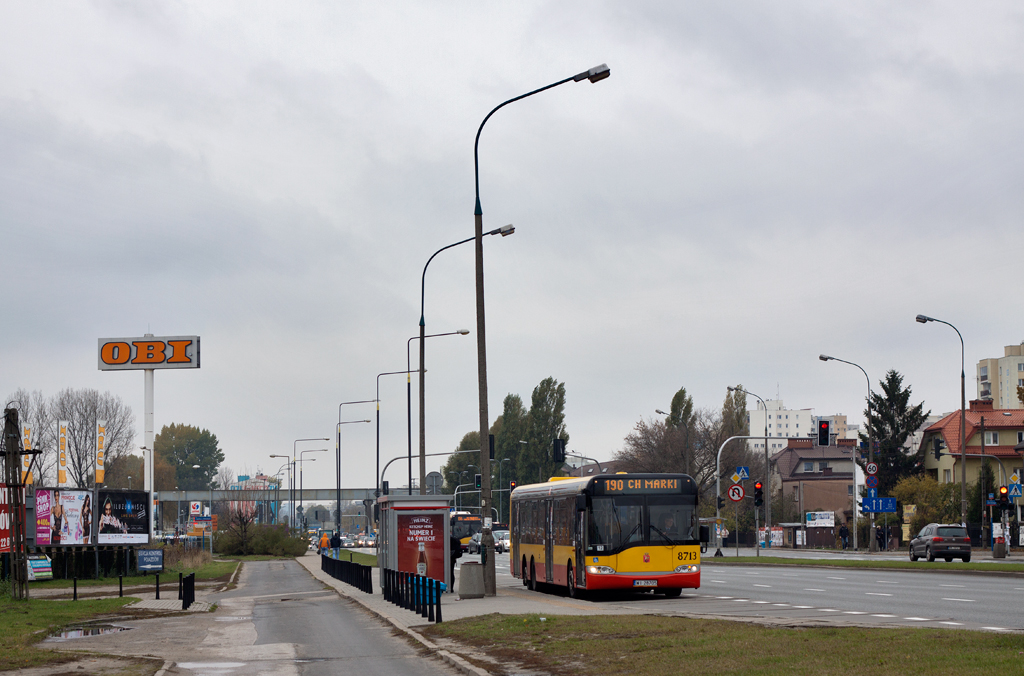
[977,343,1024,409]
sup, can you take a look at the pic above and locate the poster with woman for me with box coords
[97,490,149,544]
[34,490,91,545]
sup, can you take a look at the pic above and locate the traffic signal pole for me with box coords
[714,435,778,557]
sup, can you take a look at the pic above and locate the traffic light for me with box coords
[817,419,831,446]
[552,439,566,463]
[933,437,943,461]
[754,481,764,507]
[509,480,517,492]
[717,495,725,510]
[382,480,389,495]
[998,485,1010,511]
[475,473,482,490]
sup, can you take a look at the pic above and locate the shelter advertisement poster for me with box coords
[396,513,445,580]
[35,489,93,545]
[97,490,149,544]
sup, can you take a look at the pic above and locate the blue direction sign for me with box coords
[861,497,897,513]
[736,466,750,480]
[867,488,878,499]
[1009,483,1023,499]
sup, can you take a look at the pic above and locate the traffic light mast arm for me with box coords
[713,434,780,558]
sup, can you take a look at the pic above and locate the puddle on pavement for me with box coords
[49,624,131,639]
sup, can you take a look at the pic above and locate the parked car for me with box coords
[493,530,510,553]
[909,523,971,562]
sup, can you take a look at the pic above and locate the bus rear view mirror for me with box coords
[699,525,710,543]
[576,494,587,511]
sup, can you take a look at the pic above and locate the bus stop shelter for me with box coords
[377,494,453,590]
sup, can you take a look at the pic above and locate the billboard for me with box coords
[97,490,150,544]
[35,489,93,545]
[97,336,200,371]
[805,511,836,528]
[395,513,445,580]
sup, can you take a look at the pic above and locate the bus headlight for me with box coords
[587,566,616,575]
[674,564,699,573]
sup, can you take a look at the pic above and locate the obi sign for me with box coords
[98,336,200,371]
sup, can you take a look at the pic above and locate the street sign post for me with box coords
[728,485,745,502]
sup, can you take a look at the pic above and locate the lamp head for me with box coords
[655,409,668,416]
[575,63,611,83]
[916,314,931,324]
[499,224,514,236]
[819,354,832,362]
[727,386,735,392]
[458,329,470,335]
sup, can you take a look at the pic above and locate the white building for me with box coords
[746,400,815,453]
[977,343,1024,409]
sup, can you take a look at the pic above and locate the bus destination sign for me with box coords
[594,477,683,495]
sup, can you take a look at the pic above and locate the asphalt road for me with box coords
[209,559,459,676]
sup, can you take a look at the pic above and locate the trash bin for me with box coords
[459,561,485,599]
[994,537,1007,559]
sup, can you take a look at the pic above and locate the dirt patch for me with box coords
[2,655,161,676]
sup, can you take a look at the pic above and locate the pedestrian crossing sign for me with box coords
[1009,483,1023,499]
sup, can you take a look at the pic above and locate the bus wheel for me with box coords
[521,557,529,587]
[529,559,537,592]
[662,587,682,598]
[567,563,580,599]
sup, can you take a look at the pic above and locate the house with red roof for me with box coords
[921,399,1024,488]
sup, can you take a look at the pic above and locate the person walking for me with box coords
[449,533,463,594]
[318,531,330,555]
[839,524,850,550]
[330,531,341,559]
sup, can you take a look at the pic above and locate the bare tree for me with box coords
[216,465,235,490]
[48,388,136,488]
[224,488,261,555]
[5,389,54,484]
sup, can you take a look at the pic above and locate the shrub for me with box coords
[215,525,308,556]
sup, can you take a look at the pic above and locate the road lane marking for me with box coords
[818,609,839,612]
[716,596,733,599]
[732,599,748,602]
[875,580,898,584]
[983,627,1010,632]
[711,580,726,583]
[940,621,963,626]
[941,598,975,602]
[904,617,929,621]
[772,603,789,607]
[753,584,771,588]
[792,605,813,609]
[843,611,867,615]
[865,592,892,596]
[827,577,845,580]
[751,601,769,604]
[872,614,896,618]
[940,584,965,588]
[745,572,760,575]
[803,588,826,592]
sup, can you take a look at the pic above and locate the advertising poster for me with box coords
[95,419,107,484]
[97,490,149,544]
[0,484,11,553]
[57,420,69,486]
[396,513,445,580]
[805,511,836,528]
[22,425,33,484]
[34,489,93,545]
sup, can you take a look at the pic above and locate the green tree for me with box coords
[154,423,225,490]
[520,378,568,484]
[891,475,958,534]
[494,393,528,489]
[861,370,930,497]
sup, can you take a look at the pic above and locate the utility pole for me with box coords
[3,408,34,600]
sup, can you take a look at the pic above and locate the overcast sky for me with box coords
[2,3,1022,491]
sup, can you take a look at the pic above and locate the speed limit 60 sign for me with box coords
[728,485,745,502]
[866,462,878,475]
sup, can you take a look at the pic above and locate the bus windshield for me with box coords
[588,495,697,551]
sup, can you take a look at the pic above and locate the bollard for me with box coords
[178,572,183,600]
[119,575,123,598]
[427,577,434,622]
[73,577,78,601]
[156,573,160,600]
[434,577,442,623]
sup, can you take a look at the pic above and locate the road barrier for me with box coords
[381,568,444,623]
[181,572,195,610]
[320,553,373,594]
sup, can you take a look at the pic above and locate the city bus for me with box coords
[510,473,709,597]
[450,511,482,549]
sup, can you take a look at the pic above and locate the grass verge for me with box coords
[421,613,1023,676]
[0,597,137,671]
[704,556,1024,573]
[28,560,238,595]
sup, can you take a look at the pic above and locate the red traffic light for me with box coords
[999,485,1008,497]
[754,481,763,490]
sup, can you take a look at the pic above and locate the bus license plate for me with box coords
[633,580,657,587]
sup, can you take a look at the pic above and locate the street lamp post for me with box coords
[728,386,770,554]
[473,64,610,595]
[299,449,327,528]
[916,314,968,526]
[292,439,328,530]
[336,417,371,530]
[269,455,290,525]
[338,400,376,533]
[409,329,471,495]
[819,354,873,551]
[377,371,417,504]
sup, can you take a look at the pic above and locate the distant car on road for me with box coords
[467,533,483,554]
[341,538,356,548]
[909,523,971,562]
[493,530,510,553]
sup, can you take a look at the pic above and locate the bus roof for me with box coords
[510,473,697,501]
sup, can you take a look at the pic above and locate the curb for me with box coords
[299,559,491,676]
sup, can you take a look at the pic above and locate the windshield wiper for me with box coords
[620,521,642,545]
[650,524,679,546]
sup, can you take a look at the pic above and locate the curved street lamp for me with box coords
[916,314,967,526]
[472,64,610,595]
[728,386,770,554]
[819,354,873,551]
